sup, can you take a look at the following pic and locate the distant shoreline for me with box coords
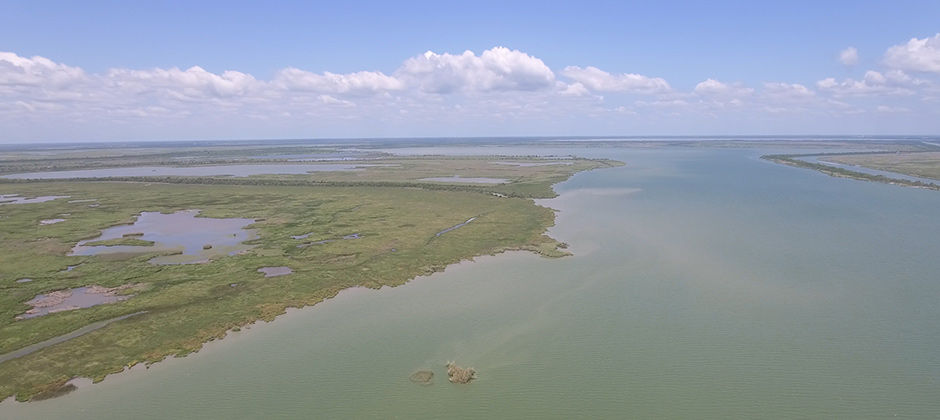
[761,154,940,191]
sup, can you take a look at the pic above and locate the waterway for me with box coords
[3,147,939,419]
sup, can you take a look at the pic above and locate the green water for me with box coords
[4,148,939,419]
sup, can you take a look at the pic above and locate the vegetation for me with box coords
[760,154,940,191]
[83,238,156,247]
[445,361,475,384]
[0,151,618,402]
[824,151,940,181]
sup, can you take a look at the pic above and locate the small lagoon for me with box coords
[0,194,70,205]
[17,286,132,320]
[258,267,293,278]
[70,210,258,265]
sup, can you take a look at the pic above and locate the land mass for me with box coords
[0,146,621,402]
[761,153,940,191]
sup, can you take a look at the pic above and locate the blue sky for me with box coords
[2,0,940,143]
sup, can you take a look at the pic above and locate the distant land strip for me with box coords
[761,154,940,191]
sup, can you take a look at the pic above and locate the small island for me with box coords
[409,370,434,385]
[445,361,476,384]
[83,237,156,247]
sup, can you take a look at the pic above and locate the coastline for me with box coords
[0,250,542,406]
[0,159,614,403]
[761,155,940,191]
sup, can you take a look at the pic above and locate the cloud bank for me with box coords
[2,37,939,142]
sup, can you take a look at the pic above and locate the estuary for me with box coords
[5,146,939,419]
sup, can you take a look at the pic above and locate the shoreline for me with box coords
[0,153,619,403]
[761,155,940,191]
[0,312,147,364]
[0,250,541,406]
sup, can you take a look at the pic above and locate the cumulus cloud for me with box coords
[816,75,914,97]
[762,82,816,101]
[634,99,689,108]
[396,47,555,93]
[561,66,670,94]
[0,41,936,142]
[0,51,86,89]
[884,33,940,73]
[274,68,403,94]
[876,105,910,113]
[105,66,263,99]
[317,94,355,106]
[694,79,754,97]
[559,82,591,96]
[839,47,859,66]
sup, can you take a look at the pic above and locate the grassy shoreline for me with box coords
[0,156,620,402]
[760,154,940,191]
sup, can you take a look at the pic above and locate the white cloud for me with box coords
[561,66,670,94]
[762,82,816,101]
[694,78,754,97]
[613,106,637,115]
[634,99,688,108]
[396,47,555,93]
[106,66,263,99]
[863,70,885,84]
[876,105,911,113]
[1,42,937,142]
[317,94,355,106]
[884,33,940,73]
[0,51,86,89]
[884,69,914,84]
[839,47,859,66]
[274,68,403,94]
[559,82,591,96]
[816,76,914,97]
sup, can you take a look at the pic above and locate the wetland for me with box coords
[0,142,611,404]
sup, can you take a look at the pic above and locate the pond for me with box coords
[258,267,293,278]
[16,285,133,320]
[0,194,70,205]
[70,210,258,265]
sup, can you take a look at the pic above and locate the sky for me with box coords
[2,0,940,143]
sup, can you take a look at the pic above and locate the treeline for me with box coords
[760,155,940,191]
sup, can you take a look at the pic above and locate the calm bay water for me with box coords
[4,148,940,419]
